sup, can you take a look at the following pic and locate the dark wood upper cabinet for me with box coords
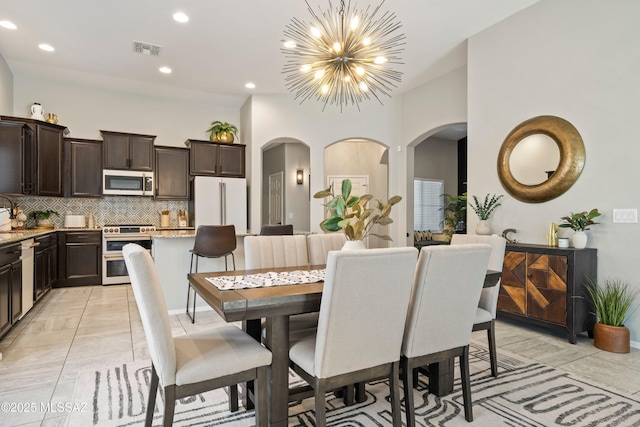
[0,116,65,197]
[154,146,189,200]
[64,138,103,197]
[186,139,245,178]
[101,130,155,171]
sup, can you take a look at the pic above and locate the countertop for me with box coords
[0,227,101,245]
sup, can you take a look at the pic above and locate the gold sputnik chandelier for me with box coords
[282,0,405,111]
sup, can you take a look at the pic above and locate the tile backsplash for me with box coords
[14,196,189,228]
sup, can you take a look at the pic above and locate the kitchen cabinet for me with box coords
[34,233,57,302]
[185,140,246,177]
[154,146,189,200]
[64,138,103,197]
[497,243,597,343]
[0,242,22,338]
[0,117,65,197]
[57,231,101,287]
[101,130,155,171]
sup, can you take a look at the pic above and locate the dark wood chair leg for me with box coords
[401,358,416,427]
[460,346,473,422]
[315,381,327,427]
[355,382,367,403]
[162,385,176,427]
[487,320,498,377]
[228,385,239,412]
[390,362,402,427]
[255,366,268,427]
[145,365,159,427]
[343,384,355,406]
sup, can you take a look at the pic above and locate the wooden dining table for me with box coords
[187,265,502,427]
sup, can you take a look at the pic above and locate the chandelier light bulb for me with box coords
[282,0,405,111]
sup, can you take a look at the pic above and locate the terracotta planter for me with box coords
[593,322,630,353]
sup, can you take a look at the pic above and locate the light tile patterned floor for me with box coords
[0,285,638,426]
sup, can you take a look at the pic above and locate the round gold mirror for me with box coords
[498,115,585,203]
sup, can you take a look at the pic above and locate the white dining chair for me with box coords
[123,243,272,427]
[306,233,347,265]
[244,234,309,269]
[289,247,418,426]
[401,244,491,425]
[450,234,507,376]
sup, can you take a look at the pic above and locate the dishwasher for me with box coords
[20,238,36,318]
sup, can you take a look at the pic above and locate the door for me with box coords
[268,172,284,225]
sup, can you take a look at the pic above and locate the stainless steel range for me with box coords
[102,224,156,285]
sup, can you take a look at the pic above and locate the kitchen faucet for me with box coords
[0,195,16,219]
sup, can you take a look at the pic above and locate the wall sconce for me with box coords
[296,169,304,185]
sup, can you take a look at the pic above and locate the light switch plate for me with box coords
[613,208,637,223]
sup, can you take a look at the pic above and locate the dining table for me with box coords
[187,265,502,427]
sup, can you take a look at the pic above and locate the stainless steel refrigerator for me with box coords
[190,176,248,231]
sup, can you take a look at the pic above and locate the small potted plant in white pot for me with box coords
[469,194,503,235]
[28,209,60,229]
[585,278,639,353]
[559,208,600,249]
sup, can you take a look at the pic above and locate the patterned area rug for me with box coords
[67,343,640,426]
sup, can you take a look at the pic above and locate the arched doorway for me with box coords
[324,139,390,248]
[261,139,311,231]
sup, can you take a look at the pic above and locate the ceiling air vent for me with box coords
[132,41,161,56]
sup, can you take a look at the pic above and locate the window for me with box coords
[414,179,443,232]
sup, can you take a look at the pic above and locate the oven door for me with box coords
[102,235,152,285]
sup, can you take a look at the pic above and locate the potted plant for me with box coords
[206,121,238,143]
[559,208,601,249]
[442,193,467,239]
[28,209,60,229]
[585,278,639,353]
[313,178,401,247]
[469,194,503,235]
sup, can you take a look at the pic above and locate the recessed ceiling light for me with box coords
[173,12,189,23]
[159,67,172,74]
[38,43,54,52]
[245,82,256,89]
[0,21,17,30]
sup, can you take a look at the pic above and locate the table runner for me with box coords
[205,269,325,290]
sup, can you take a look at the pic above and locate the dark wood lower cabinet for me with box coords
[0,242,22,339]
[497,244,597,344]
[57,231,102,287]
[34,234,57,302]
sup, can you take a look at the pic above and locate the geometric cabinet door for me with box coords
[499,251,568,325]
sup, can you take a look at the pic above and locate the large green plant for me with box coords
[559,209,601,231]
[585,278,639,326]
[469,194,503,220]
[313,179,401,241]
[443,193,467,236]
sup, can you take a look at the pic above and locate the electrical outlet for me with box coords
[612,208,637,223]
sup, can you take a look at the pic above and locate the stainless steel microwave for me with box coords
[103,170,154,196]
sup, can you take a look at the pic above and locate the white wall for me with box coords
[468,0,640,343]
[0,55,13,115]
[414,136,458,198]
[248,94,404,242]
[284,143,311,231]
[12,74,242,146]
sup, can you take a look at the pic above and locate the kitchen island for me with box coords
[150,229,251,313]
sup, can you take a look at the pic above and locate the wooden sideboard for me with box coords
[497,243,597,344]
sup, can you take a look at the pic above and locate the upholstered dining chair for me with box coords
[122,243,272,427]
[288,247,418,426]
[244,234,308,269]
[259,224,294,235]
[401,244,492,425]
[306,232,347,265]
[450,234,507,377]
[186,225,237,323]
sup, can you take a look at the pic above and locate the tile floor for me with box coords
[1,285,639,426]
